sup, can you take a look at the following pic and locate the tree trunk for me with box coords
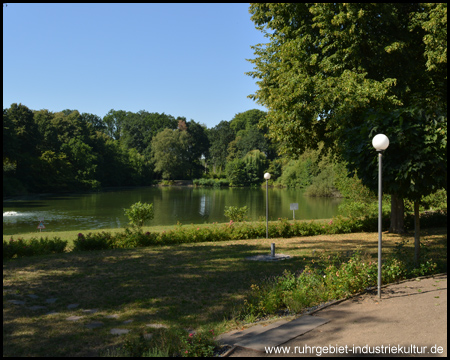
[414,200,420,265]
[389,193,405,234]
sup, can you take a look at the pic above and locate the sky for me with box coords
[3,3,268,129]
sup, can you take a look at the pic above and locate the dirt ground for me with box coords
[227,273,447,357]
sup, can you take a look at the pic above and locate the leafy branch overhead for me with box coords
[247,3,447,205]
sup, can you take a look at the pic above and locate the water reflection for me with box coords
[3,187,343,235]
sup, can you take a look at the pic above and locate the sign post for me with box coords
[37,220,45,232]
[290,203,298,220]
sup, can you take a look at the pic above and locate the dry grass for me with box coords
[3,228,446,357]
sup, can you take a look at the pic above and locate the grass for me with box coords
[3,219,333,250]
[3,227,446,357]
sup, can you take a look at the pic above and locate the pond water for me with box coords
[3,186,343,235]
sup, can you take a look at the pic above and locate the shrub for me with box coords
[224,206,248,222]
[180,329,216,357]
[193,178,229,188]
[276,159,313,189]
[73,232,113,251]
[124,201,154,229]
[3,236,67,260]
[236,246,440,321]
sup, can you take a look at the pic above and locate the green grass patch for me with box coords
[3,228,446,356]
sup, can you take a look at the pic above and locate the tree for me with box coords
[226,149,267,186]
[341,107,447,259]
[3,103,40,187]
[61,138,99,189]
[247,3,447,233]
[151,128,190,180]
[208,120,235,173]
[185,120,210,178]
[229,109,267,133]
[80,112,106,133]
[33,109,59,152]
[120,110,178,156]
[102,109,128,140]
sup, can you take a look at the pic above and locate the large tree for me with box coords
[151,128,191,180]
[207,120,235,173]
[247,3,447,233]
[3,103,40,187]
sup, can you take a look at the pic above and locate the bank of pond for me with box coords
[3,210,446,260]
[3,186,343,235]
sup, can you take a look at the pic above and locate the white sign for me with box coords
[37,222,45,230]
[290,203,299,210]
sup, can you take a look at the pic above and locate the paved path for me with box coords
[221,274,447,357]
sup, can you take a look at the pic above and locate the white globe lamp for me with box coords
[372,134,389,151]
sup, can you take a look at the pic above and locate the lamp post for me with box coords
[264,172,271,239]
[372,134,389,299]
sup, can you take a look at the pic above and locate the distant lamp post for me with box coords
[264,172,271,239]
[372,134,389,299]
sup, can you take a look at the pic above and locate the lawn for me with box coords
[3,227,446,357]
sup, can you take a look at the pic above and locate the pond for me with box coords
[3,186,343,235]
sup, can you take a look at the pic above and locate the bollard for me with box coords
[271,243,275,257]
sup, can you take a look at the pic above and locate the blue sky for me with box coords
[3,3,268,128]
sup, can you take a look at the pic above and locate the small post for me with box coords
[290,203,298,221]
[271,243,275,257]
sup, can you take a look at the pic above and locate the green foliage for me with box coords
[73,232,113,251]
[180,329,216,357]
[229,109,267,133]
[242,149,267,185]
[342,107,447,202]
[193,178,229,188]
[276,159,312,189]
[421,189,447,211]
[3,236,67,260]
[237,244,441,321]
[304,166,337,197]
[404,210,448,231]
[124,201,154,228]
[207,120,235,173]
[102,327,218,357]
[151,128,190,180]
[7,211,446,258]
[248,3,446,156]
[225,150,268,187]
[224,206,248,222]
[225,158,247,186]
[247,3,447,235]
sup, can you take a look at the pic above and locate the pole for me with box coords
[266,179,269,239]
[378,151,383,299]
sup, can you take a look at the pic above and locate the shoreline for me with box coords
[3,218,334,241]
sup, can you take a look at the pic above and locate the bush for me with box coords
[3,236,67,260]
[421,189,447,211]
[193,178,229,188]
[180,329,216,357]
[224,206,248,222]
[73,232,113,251]
[237,246,440,321]
[304,166,338,197]
[404,210,447,230]
[124,201,154,228]
[101,326,218,357]
[276,159,312,189]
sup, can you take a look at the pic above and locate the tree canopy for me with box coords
[247,3,447,231]
[247,3,447,155]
